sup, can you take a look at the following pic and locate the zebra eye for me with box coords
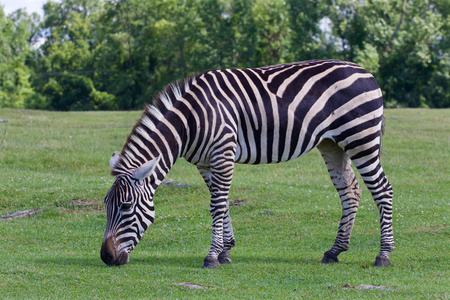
[121,201,133,210]
[120,195,134,210]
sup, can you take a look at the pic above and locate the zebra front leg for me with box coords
[202,148,236,268]
[197,165,234,267]
[202,193,231,268]
[318,139,362,263]
[217,204,235,264]
[197,166,221,268]
[199,152,236,268]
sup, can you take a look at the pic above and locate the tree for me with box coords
[0,7,36,108]
[377,0,449,107]
[253,0,290,65]
[1,0,448,109]
[328,0,449,107]
[29,0,116,110]
[286,0,334,61]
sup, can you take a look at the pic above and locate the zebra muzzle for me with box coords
[100,236,129,266]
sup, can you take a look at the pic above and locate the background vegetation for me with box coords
[0,108,448,298]
[1,0,449,110]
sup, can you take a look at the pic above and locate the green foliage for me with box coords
[328,0,449,108]
[1,0,449,109]
[376,0,449,108]
[286,0,332,60]
[354,42,380,74]
[0,108,449,298]
[0,7,36,108]
[253,0,290,65]
[39,74,116,110]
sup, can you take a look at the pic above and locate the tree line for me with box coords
[1,0,448,110]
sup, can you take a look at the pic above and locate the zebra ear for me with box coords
[133,156,161,182]
[110,151,122,169]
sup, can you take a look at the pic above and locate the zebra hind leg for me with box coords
[352,158,394,267]
[345,135,394,267]
[317,139,362,264]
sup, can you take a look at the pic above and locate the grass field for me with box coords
[0,108,448,299]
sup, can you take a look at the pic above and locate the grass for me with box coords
[0,108,448,299]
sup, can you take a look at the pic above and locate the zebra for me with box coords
[100,59,394,268]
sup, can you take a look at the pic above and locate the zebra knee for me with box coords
[353,180,362,200]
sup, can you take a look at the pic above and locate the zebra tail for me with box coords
[379,114,386,159]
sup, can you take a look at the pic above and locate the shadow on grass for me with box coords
[121,254,323,268]
[34,256,105,267]
[38,254,430,270]
[35,254,324,269]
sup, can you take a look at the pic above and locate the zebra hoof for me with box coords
[202,255,220,268]
[218,250,232,264]
[374,255,391,267]
[321,251,339,264]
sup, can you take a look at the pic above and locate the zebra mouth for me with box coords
[114,251,130,266]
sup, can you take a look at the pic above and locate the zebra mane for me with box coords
[150,76,197,121]
[111,77,195,175]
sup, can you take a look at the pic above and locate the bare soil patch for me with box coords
[0,209,40,219]
[71,199,103,211]
[343,283,393,290]
[230,199,246,206]
[72,199,96,206]
[174,282,208,289]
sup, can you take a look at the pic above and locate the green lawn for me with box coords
[0,108,448,299]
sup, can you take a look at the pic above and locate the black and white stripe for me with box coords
[101,59,394,267]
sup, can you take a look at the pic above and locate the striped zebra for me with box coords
[101,59,394,268]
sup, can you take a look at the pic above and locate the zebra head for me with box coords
[101,151,160,266]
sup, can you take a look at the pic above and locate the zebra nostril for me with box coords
[101,244,114,266]
[101,237,117,266]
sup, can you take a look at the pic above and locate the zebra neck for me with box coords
[120,118,185,179]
